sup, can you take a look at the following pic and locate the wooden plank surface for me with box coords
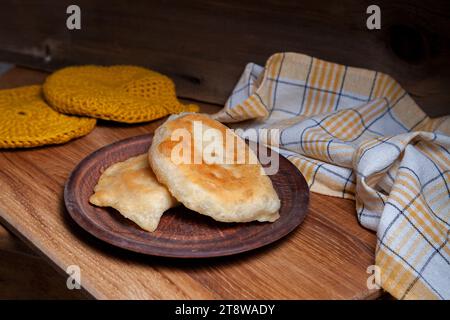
[0,67,381,299]
[0,1,449,117]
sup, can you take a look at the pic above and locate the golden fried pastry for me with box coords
[149,113,280,223]
[89,154,177,232]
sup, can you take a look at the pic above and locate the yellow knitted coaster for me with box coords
[43,65,199,123]
[0,85,96,148]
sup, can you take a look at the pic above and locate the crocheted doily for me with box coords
[0,85,96,148]
[43,65,199,123]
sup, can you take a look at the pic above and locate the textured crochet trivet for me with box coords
[43,65,199,123]
[0,85,96,148]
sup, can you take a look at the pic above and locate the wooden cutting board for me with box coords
[0,67,381,299]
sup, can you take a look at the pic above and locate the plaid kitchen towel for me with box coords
[213,52,450,300]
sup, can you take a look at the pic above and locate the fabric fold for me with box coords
[213,52,450,300]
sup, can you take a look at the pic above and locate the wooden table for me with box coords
[0,67,381,299]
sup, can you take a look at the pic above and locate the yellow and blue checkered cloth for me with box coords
[213,52,450,300]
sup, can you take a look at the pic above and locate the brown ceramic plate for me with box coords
[64,134,309,258]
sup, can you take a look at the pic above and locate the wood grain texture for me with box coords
[0,67,381,299]
[0,1,449,117]
[65,135,309,258]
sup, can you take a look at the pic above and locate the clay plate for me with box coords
[64,134,309,258]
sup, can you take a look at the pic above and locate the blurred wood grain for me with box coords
[0,0,448,116]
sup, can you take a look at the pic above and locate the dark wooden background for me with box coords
[0,0,449,116]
